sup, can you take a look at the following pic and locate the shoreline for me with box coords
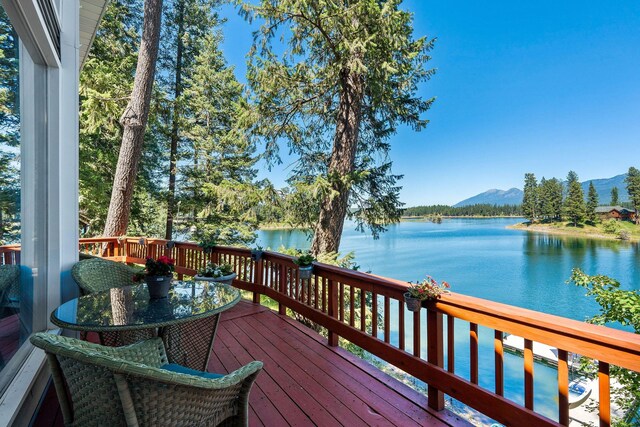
[402,215,523,220]
[507,222,639,242]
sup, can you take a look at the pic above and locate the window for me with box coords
[0,5,26,382]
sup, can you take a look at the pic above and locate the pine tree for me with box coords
[522,173,539,221]
[539,177,563,222]
[176,32,260,245]
[626,167,640,224]
[564,171,586,226]
[610,187,619,206]
[103,0,164,237]
[586,181,599,224]
[243,0,435,255]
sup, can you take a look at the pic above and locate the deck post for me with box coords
[253,258,263,304]
[327,279,339,346]
[427,306,445,411]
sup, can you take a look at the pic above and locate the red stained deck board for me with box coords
[246,312,427,426]
[230,315,386,427]
[218,323,340,426]
[236,314,403,427]
[211,330,292,426]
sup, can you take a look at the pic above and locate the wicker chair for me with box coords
[31,333,263,427]
[72,258,137,295]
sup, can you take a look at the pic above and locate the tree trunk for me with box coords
[103,0,163,237]
[310,68,363,255]
[164,0,184,240]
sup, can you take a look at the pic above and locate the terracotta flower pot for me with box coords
[145,275,172,299]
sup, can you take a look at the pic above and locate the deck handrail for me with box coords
[3,236,638,426]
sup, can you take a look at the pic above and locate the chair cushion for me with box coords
[160,363,223,379]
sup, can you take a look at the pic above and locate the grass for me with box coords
[509,219,640,242]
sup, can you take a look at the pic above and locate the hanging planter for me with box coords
[404,276,451,312]
[298,265,313,280]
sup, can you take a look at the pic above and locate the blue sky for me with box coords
[218,1,640,206]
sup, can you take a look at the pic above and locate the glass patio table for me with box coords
[51,281,240,371]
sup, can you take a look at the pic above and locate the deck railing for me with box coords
[3,237,640,426]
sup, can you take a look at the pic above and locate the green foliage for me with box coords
[539,177,563,221]
[79,0,166,236]
[611,187,620,206]
[568,269,640,420]
[625,167,640,223]
[292,251,315,267]
[0,7,19,244]
[161,4,260,246]
[586,181,599,224]
[242,0,435,241]
[402,204,522,217]
[564,170,586,226]
[522,173,539,221]
[602,219,621,234]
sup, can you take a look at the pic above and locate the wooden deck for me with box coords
[33,300,468,426]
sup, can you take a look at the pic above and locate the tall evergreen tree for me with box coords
[586,181,599,224]
[103,0,164,237]
[564,170,586,226]
[610,187,620,206]
[176,31,260,245]
[243,0,436,255]
[539,177,563,222]
[626,167,640,224]
[522,173,539,221]
[159,0,220,240]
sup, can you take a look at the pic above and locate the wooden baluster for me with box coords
[384,296,390,343]
[470,323,479,384]
[372,292,378,338]
[413,310,421,358]
[557,350,569,425]
[360,289,366,332]
[339,283,345,322]
[447,315,455,373]
[314,275,319,309]
[279,264,286,315]
[328,279,338,346]
[322,277,327,313]
[427,308,444,410]
[524,339,534,410]
[349,286,355,327]
[494,330,504,396]
[599,361,610,427]
[399,300,405,351]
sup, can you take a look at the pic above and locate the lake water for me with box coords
[258,218,640,422]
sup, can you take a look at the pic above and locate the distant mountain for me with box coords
[453,173,629,207]
[581,174,629,204]
[454,188,523,207]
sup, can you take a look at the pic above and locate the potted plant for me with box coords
[251,246,264,261]
[404,276,450,312]
[293,251,315,280]
[134,256,175,299]
[199,239,216,254]
[195,262,237,286]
